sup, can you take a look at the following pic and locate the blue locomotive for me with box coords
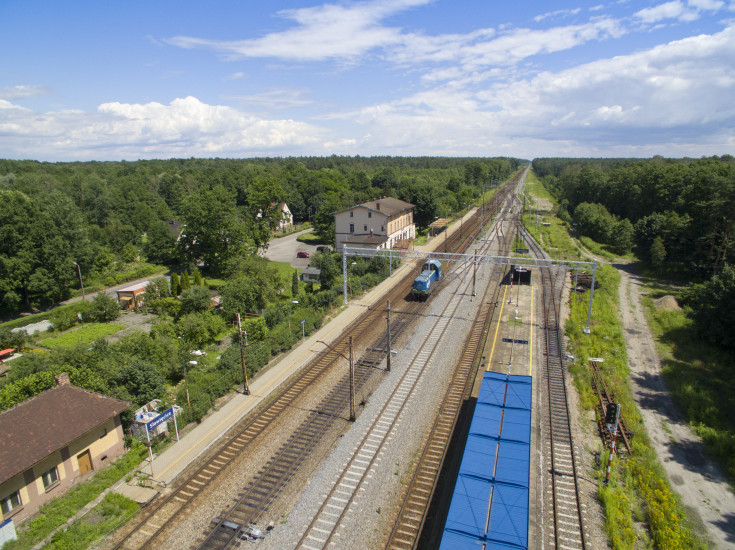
[411,259,442,301]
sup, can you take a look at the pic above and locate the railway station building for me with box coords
[0,374,130,525]
[334,197,415,252]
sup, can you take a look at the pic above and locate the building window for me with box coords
[368,212,372,218]
[381,226,384,232]
[363,225,367,231]
[41,466,59,490]
[349,224,354,233]
[99,428,107,439]
[0,491,22,515]
[350,211,354,217]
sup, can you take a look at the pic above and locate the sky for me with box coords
[1,0,734,161]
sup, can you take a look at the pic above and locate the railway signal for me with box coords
[604,402,621,486]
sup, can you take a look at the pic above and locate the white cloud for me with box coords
[0,85,51,100]
[634,0,724,23]
[0,96,325,160]
[337,24,735,156]
[168,0,433,61]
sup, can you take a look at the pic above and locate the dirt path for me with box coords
[616,262,735,548]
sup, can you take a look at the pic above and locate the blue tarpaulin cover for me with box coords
[440,372,532,550]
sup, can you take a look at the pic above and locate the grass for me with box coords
[527,172,708,549]
[641,285,735,487]
[38,323,126,349]
[44,493,138,550]
[296,231,324,244]
[4,443,147,550]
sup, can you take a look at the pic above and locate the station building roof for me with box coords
[0,378,130,484]
[441,371,532,550]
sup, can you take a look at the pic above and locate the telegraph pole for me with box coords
[386,300,391,372]
[236,313,250,395]
[349,336,356,421]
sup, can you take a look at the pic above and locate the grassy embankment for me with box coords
[524,170,707,549]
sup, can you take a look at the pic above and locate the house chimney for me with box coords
[55,373,70,386]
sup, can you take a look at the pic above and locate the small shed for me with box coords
[300,267,321,284]
[116,282,149,310]
[429,218,450,237]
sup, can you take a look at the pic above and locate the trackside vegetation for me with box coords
[526,166,709,549]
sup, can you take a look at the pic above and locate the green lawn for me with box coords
[38,323,126,349]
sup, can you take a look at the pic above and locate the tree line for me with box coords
[0,156,520,317]
[533,155,735,349]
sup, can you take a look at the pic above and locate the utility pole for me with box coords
[472,249,477,297]
[386,300,391,372]
[349,336,356,421]
[236,313,250,395]
[318,338,356,422]
[72,261,85,300]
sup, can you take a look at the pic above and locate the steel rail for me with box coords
[526,226,587,550]
[384,220,513,549]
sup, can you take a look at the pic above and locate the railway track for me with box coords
[114,176,520,550]
[525,224,587,550]
[384,219,514,549]
[114,277,425,550]
[294,211,513,550]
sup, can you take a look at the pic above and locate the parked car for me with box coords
[316,245,331,253]
[297,251,310,258]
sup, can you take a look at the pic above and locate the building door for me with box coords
[77,450,93,475]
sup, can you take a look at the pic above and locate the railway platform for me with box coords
[119,208,479,491]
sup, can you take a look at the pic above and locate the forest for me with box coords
[0,156,519,316]
[0,156,520,427]
[534,156,735,349]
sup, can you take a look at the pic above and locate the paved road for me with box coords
[263,228,322,269]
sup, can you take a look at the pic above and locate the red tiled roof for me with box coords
[0,385,130,484]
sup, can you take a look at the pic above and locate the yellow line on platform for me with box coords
[487,285,508,372]
[529,285,534,377]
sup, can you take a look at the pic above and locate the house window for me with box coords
[1,490,22,515]
[368,212,372,218]
[99,428,107,439]
[364,225,367,231]
[381,226,384,232]
[350,224,354,233]
[41,466,59,490]
[350,211,354,217]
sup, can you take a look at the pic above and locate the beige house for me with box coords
[0,374,129,525]
[334,197,415,252]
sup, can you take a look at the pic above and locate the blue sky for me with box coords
[1,0,734,161]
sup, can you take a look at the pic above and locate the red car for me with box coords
[297,251,310,258]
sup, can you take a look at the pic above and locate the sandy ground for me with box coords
[616,261,735,548]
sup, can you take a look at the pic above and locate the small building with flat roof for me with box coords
[0,374,130,524]
[116,281,149,310]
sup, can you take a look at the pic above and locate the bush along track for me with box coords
[529,179,706,549]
